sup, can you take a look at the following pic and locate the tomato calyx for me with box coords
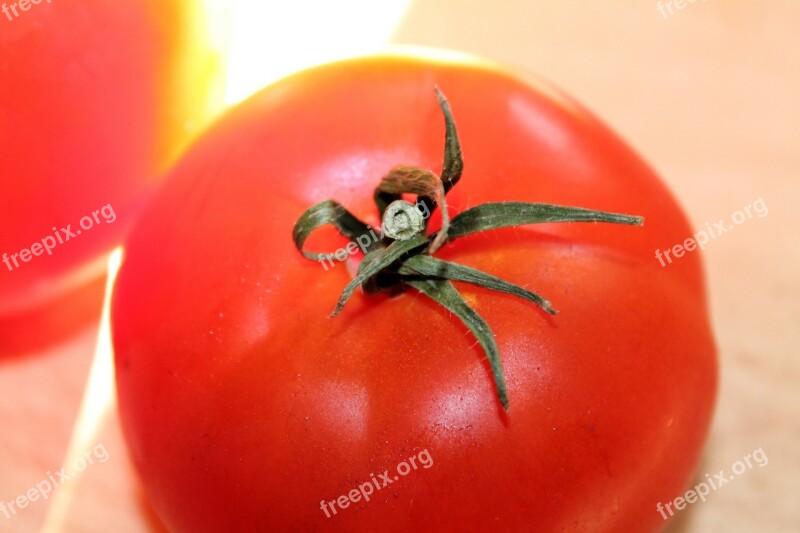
[292,88,644,410]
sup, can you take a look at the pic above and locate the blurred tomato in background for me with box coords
[0,0,221,352]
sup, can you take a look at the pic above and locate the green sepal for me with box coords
[443,201,644,242]
[398,255,556,315]
[407,278,509,410]
[292,199,374,261]
[331,235,428,317]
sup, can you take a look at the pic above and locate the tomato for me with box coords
[0,0,218,334]
[112,51,717,532]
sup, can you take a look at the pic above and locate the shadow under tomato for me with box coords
[137,485,170,533]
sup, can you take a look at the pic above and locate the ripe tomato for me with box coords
[112,51,716,532]
[0,0,218,329]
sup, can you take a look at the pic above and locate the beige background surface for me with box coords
[0,1,797,531]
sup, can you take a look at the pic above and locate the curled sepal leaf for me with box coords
[373,166,450,253]
[331,235,428,317]
[374,166,443,215]
[445,201,644,241]
[406,278,509,410]
[435,86,464,194]
[292,200,373,261]
[398,255,556,315]
[417,87,464,230]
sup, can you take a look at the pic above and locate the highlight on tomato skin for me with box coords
[0,0,220,351]
[111,50,717,532]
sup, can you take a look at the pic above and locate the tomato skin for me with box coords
[113,53,716,532]
[0,0,216,322]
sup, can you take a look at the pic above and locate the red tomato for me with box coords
[112,52,716,532]
[0,0,217,330]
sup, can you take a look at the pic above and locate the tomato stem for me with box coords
[291,88,643,411]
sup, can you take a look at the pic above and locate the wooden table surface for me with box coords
[1,1,797,531]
